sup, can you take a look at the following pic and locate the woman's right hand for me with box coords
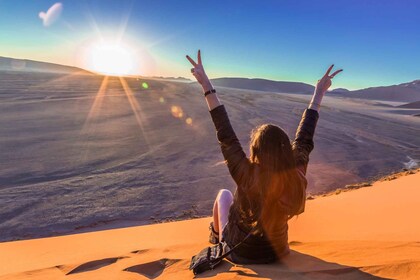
[186,50,213,92]
[309,65,343,111]
[315,64,343,95]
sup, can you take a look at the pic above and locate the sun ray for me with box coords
[24,72,91,95]
[145,29,190,49]
[83,3,104,41]
[118,77,167,179]
[44,29,79,46]
[75,75,110,165]
[118,77,151,151]
[82,75,109,133]
[116,1,134,45]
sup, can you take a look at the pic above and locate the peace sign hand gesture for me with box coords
[186,50,213,92]
[309,64,343,111]
[316,64,343,94]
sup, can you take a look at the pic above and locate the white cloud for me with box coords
[39,3,63,27]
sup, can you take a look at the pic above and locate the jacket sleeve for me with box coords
[210,105,251,187]
[292,109,319,175]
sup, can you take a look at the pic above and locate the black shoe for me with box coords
[209,222,219,244]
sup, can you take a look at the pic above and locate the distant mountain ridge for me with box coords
[210,77,315,94]
[1,56,419,102]
[336,80,420,102]
[397,101,420,109]
[209,77,420,103]
[0,56,91,74]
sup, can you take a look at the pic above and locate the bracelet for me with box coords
[204,89,216,97]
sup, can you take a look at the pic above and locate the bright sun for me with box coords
[86,43,136,76]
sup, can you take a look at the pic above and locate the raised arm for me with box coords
[293,65,342,174]
[308,64,343,112]
[186,50,250,186]
[186,50,221,111]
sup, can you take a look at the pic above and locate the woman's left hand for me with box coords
[186,50,213,92]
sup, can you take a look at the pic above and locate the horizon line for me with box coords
[1,55,418,92]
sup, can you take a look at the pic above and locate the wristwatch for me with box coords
[204,89,216,97]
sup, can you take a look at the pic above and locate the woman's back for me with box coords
[209,105,318,262]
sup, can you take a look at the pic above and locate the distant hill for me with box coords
[150,76,191,82]
[1,56,418,103]
[0,56,91,74]
[337,80,420,102]
[397,101,420,109]
[330,88,350,93]
[207,76,420,103]
[210,77,315,94]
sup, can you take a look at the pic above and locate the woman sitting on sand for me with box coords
[186,50,342,264]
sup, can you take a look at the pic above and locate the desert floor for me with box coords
[0,71,419,241]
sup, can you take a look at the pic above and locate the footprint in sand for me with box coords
[131,249,149,254]
[58,256,127,275]
[124,258,181,279]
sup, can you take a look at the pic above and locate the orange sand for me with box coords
[0,171,419,279]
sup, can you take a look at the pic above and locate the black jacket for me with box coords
[210,105,319,262]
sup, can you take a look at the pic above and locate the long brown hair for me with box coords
[238,124,304,235]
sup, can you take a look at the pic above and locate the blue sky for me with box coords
[0,0,419,89]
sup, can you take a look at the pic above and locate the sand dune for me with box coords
[0,170,418,279]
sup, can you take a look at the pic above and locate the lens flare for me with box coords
[159,97,165,103]
[142,82,149,89]
[186,117,193,125]
[171,106,183,118]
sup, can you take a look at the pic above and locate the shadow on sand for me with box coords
[194,249,391,279]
